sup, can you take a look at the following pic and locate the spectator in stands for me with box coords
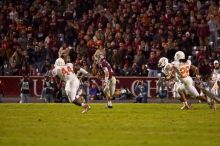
[120,63,131,76]
[110,49,123,70]
[130,63,140,76]
[123,46,134,67]
[76,39,88,58]
[198,58,212,79]
[41,59,52,74]
[33,44,46,75]
[58,42,71,61]
[208,15,220,48]
[9,45,23,71]
[197,19,210,46]
[146,51,158,77]
[93,40,106,62]
[19,64,30,76]
[140,64,148,76]
[133,49,146,71]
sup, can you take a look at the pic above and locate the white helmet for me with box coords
[54,58,65,67]
[174,51,185,61]
[158,57,169,68]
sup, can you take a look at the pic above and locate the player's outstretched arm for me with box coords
[190,64,200,79]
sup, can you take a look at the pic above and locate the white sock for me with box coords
[108,101,112,106]
[184,101,189,107]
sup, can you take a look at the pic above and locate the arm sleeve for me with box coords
[79,68,89,75]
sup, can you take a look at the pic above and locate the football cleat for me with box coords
[107,105,113,109]
[180,103,191,110]
[82,106,91,114]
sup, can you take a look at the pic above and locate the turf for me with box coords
[0,103,220,146]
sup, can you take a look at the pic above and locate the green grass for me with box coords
[0,103,220,146]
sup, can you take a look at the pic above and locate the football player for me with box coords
[211,60,220,96]
[94,54,116,108]
[52,58,91,113]
[172,51,216,110]
[158,57,190,109]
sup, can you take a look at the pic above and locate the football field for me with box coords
[0,103,220,146]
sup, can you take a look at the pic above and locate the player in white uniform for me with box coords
[158,57,190,109]
[173,51,216,110]
[52,58,90,113]
[211,60,220,96]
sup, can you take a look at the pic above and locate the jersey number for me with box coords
[179,66,190,78]
[61,66,73,75]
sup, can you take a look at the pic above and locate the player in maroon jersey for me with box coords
[94,54,116,108]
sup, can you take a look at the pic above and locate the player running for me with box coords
[52,58,91,113]
[158,57,191,109]
[172,51,216,110]
[94,54,116,108]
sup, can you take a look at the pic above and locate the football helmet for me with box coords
[174,51,185,61]
[54,57,65,67]
[158,57,169,68]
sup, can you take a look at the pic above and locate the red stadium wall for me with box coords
[0,76,160,98]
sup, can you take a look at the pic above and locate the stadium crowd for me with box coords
[0,0,220,78]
